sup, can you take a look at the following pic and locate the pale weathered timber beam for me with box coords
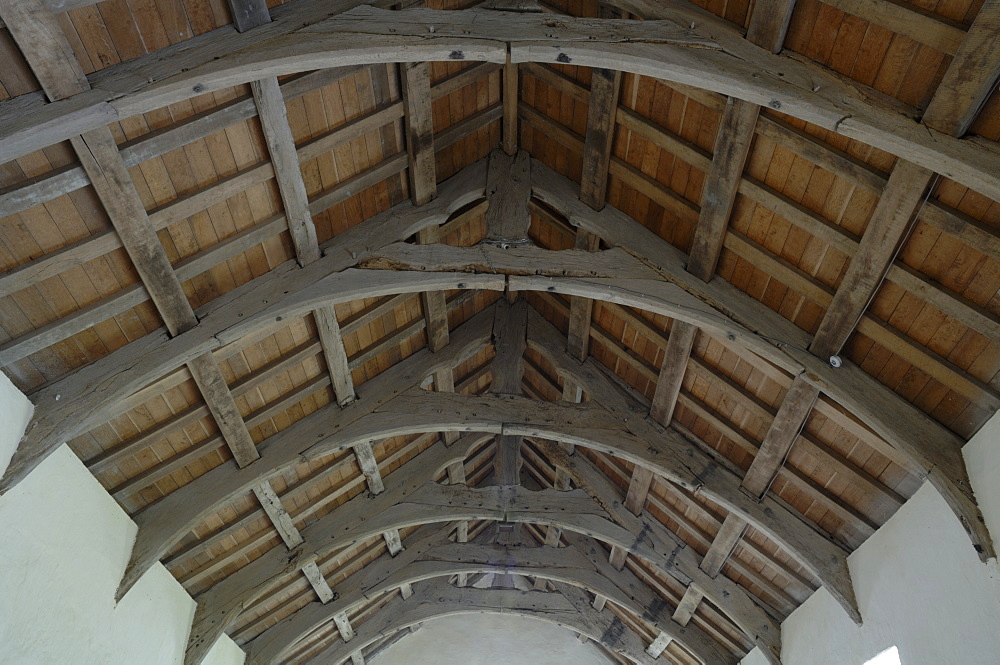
[534,438,782,664]
[685,97,759,281]
[0,61,494,291]
[921,0,1000,137]
[808,160,934,360]
[0,96,502,367]
[521,109,1000,399]
[401,59,436,207]
[521,61,1000,327]
[503,53,519,154]
[246,48,361,411]
[579,60,622,210]
[529,158,995,562]
[368,387,857,624]
[226,0,272,32]
[184,435,491,665]
[402,56,452,354]
[302,582,661,665]
[120,307,497,604]
[2,6,999,200]
[250,74,319,264]
[193,481,666,665]
[485,149,532,242]
[741,377,821,500]
[526,293,885,542]
[8,0,312,581]
[681,0,785,282]
[490,298,529,489]
[810,5,999,359]
[0,0,271,478]
[0,158,489,495]
[245,538,734,665]
[181,383,813,664]
[521,310,856,626]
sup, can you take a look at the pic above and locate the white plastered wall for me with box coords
[741,411,1000,665]
[0,374,244,665]
[372,613,614,664]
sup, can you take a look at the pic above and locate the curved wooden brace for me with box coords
[243,537,736,665]
[184,460,775,665]
[1,5,997,199]
[300,580,660,665]
[118,306,497,600]
[183,438,482,665]
[526,159,995,563]
[0,158,490,496]
[129,380,850,634]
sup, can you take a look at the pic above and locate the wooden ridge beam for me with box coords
[1,6,999,199]
[485,149,532,242]
[490,298,529,491]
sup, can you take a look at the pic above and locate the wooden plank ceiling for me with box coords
[0,0,997,664]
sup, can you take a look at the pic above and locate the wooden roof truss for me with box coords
[0,0,998,663]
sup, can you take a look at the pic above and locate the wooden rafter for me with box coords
[303,581,661,665]
[529,159,995,563]
[245,533,733,664]
[1,4,998,662]
[0,158,490,495]
[1,6,999,200]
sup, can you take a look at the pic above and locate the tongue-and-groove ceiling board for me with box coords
[0,0,997,664]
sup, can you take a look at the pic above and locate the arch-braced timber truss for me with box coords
[0,0,997,664]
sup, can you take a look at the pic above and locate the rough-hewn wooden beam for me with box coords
[303,582,661,665]
[809,159,933,359]
[536,438,782,663]
[250,75,320,264]
[0,159,489,495]
[124,308,496,607]
[530,159,994,562]
[579,65,621,210]
[401,60,437,206]
[485,149,532,243]
[685,98,759,282]
[920,0,1000,137]
[744,0,797,52]
[504,53,519,154]
[246,536,734,665]
[742,376,820,499]
[2,6,999,200]
[225,0,272,32]
[184,434,490,665]
[491,298,528,491]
